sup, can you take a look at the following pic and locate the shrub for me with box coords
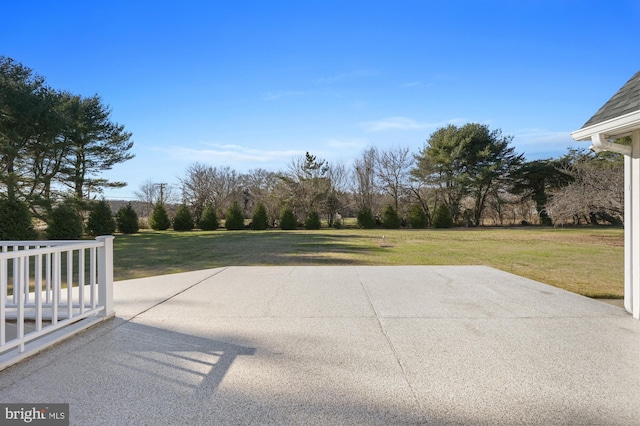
[199,204,219,230]
[116,203,140,234]
[408,203,428,229]
[86,199,116,236]
[173,204,195,231]
[46,202,84,239]
[0,199,37,240]
[304,210,321,230]
[381,204,401,229]
[432,203,454,228]
[225,201,245,230]
[357,205,375,229]
[251,202,269,230]
[149,202,171,231]
[333,218,342,229]
[279,207,297,230]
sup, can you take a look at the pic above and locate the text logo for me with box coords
[1,404,68,425]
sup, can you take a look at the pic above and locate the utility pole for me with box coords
[156,183,167,204]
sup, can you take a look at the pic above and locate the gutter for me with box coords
[588,133,632,156]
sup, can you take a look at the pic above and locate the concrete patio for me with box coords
[0,265,638,425]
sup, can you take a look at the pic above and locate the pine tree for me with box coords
[199,204,219,230]
[149,202,171,231]
[432,203,454,228]
[46,202,84,239]
[407,203,428,229]
[304,210,321,230]
[0,199,37,240]
[381,204,401,229]
[173,204,194,231]
[86,199,116,236]
[357,205,375,229]
[225,201,245,230]
[116,203,139,234]
[279,207,297,230]
[251,202,269,230]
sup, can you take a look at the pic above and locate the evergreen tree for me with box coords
[414,123,523,225]
[0,57,134,214]
[116,203,139,234]
[172,204,194,231]
[357,205,376,229]
[432,203,454,228]
[60,94,134,199]
[279,207,297,230]
[46,202,84,239]
[381,204,401,229]
[251,202,269,230]
[86,199,116,236]
[199,204,219,230]
[305,210,321,230]
[225,201,245,230]
[149,202,171,231]
[0,198,37,240]
[407,203,428,229]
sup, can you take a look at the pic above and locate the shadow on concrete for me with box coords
[97,321,256,396]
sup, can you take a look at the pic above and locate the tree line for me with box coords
[144,124,625,231]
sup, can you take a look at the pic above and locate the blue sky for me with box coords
[3,0,639,200]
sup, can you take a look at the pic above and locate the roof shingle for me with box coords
[581,71,640,129]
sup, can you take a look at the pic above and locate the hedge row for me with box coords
[1,199,448,241]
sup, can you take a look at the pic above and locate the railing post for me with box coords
[96,236,115,316]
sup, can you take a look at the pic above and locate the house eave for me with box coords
[571,110,640,141]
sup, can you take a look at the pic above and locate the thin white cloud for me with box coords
[313,69,379,85]
[158,143,305,165]
[262,90,309,100]
[510,128,577,159]
[365,116,424,131]
[360,116,465,132]
[514,128,574,145]
[400,81,429,88]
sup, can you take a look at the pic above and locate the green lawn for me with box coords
[113,227,624,298]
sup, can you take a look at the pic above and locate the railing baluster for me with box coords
[17,257,24,353]
[79,248,85,314]
[52,251,59,325]
[67,249,73,319]
[23,246,30,305]
[0,256,6,346]
[45,252,51,304]
[90,247,97,309]
[35,254,42,332]
[12,246,18,305]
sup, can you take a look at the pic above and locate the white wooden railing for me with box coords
[0,236,114,370]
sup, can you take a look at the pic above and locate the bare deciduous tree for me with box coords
[376,146,413,212]
[325,161,349,226]
[353,146,378,212]
[180,163,240,223]
[241,168,281,226]
[546,150,624,225]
